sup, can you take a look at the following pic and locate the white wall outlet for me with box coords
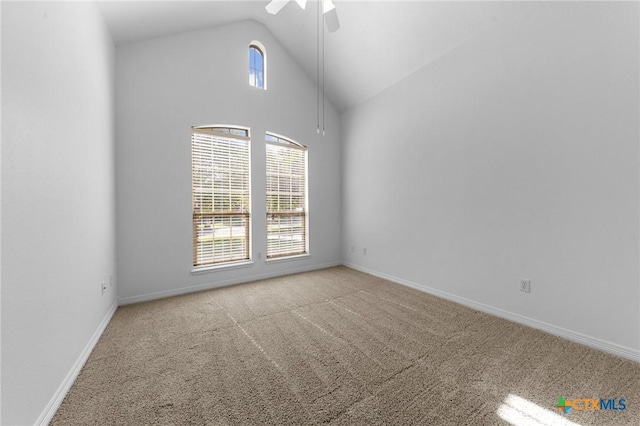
[350,245,355,253]
[258,252,262,259]
[363,248,367,255]
[520,279,531,293]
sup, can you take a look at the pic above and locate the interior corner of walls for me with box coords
[35,301,117,426]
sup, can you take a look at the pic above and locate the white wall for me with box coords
[116,20,342,303]
[342,2,639,357]
[1,2,117,424]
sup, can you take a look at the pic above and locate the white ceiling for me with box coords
[97,0,542,112]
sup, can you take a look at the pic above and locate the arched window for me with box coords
[249,42,266,89]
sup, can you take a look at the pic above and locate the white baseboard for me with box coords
[35,300,118,426]
[118,261,342,305]
[344,262,640,363]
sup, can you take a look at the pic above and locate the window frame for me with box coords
[249,41,267,90]
[265,132,309,260]
[191,125,252,271]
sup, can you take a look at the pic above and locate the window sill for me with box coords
[265,253,310,264]
[191,260,254,275]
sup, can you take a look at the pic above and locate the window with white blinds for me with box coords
[266,133,308,259]
[192,127,251,267]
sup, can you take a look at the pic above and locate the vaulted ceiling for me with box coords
[97,1,543,112]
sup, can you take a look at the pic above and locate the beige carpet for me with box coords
[52,267,639,425]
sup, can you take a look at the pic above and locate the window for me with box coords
[191,126,251,267]
[266,133,308,259]
[249,43,266,89]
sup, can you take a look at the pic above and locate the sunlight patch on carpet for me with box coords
[497,394,583,426]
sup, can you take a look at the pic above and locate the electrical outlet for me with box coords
[101,281,106,295]
[520,279,531,293]
[258,252,262,260]
[350,246,355,253]
[363,248,367,255]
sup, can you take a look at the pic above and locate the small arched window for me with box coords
[249,42,266,89]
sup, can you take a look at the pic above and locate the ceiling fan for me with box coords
[265,0,340,33]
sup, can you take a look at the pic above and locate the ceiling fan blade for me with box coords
[324,7,340,33]
[322,0,336,13]
[265,0,289,15]
[294,0,307,10]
